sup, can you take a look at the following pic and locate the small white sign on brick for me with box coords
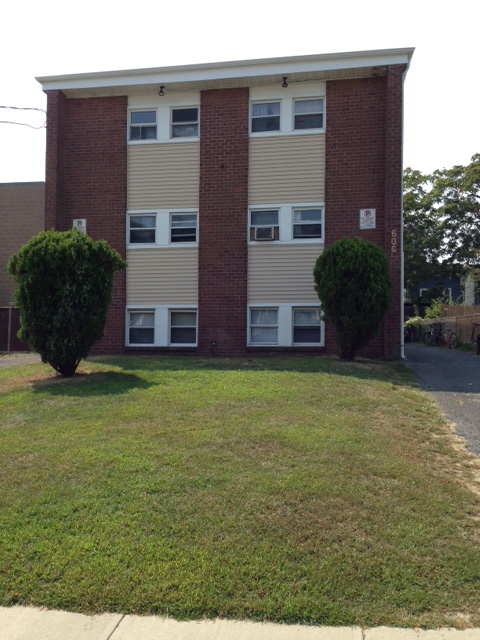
[359,208,376,230]
[72,219,87,233]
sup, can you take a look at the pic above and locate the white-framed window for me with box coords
[171,107,199,138]
[128,92,200,144]
[126,306,198,347]
[128,214,156,244]
[249,209,279,241]
[251,102,281,133]
[250,83,325,137]
[250,308,278,344]
[248,203,324,244]
[170,213,198,243]
[128,311,155,344]
[293,208,322,239]
[293,308,322,344]
[248,304,323,347]
[127,210,198,247]
[294,99,324,130]
[170,310,197,345]
[129,111,157,141]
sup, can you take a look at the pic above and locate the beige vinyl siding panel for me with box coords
[249,135,325,204]
[127,248,198,305]
[128,143,199,209]
[248,244,323,303]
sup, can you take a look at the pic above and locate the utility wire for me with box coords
[0,105,46,113]
[0,120,46,129]
[0,105,46,128]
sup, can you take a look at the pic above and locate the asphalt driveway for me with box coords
[404,343,480,456]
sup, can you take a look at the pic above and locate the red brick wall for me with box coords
[198,88,250,356]
[44,91,127,354]
[45,91,67,231]
[383,66,406,359]
[0,183,45,307]
[325,66,405,358]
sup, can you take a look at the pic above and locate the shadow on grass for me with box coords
[86,354,414,387]
[32,370,154,397]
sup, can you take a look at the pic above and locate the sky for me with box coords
[1,0,478,183]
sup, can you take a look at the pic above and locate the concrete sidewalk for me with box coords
[1,607,479,640]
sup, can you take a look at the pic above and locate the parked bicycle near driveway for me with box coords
[423,322,458,349]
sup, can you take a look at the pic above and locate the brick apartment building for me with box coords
[37,48,414,359]
[0,182,45,351]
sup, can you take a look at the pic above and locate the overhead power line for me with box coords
[0,105,46,129]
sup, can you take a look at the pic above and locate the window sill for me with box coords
[248,239,323,246]
[127,243,199,249]
[249,129,324,139]
[128,137,199,145]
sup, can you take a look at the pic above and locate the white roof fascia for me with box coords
[36,48,414,92]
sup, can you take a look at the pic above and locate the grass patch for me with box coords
[0,355,479,628]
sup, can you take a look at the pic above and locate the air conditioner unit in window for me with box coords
[254,226,275,241]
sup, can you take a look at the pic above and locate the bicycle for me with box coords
[471,323,480,355]
[423,324,439,346]
[423,323,458,349]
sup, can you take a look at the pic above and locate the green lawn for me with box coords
[0,355,479,628]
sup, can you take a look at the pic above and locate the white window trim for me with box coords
[170,106,200,140]
[126,306,197,347]
[250,101,281,135]
[248,203,324,245]
[127,209,199,248]
[129,110,157,143]
[249,82,326,138]
[127,212,157,246]
[128,92,200,144]
[247,303,324,347]
[249,307,279,345]
[293,98,324,132]
[169,309,198,347]
[127,309,156,346]
[292,306,323,346]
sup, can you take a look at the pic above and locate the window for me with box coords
[170,311,197,345]
[293,308,322,344]
[171,107,199,138]
[129,215,156,244]
[129,311,154,344]
[250,210,279,241]
[294,99,324,130]
[170,213,197,243]
[250,308,278,344]
[251,102,280,133]
[293,208,322,239]
[130,111,157,140]
[248,204,323,243]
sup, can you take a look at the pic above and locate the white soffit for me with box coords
[36,48,415,98]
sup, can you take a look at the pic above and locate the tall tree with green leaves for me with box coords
[403,155,480,301]
[403,168,444,297]
[8,230,126,376]
[430,153,480,268]
[313,237,391,360]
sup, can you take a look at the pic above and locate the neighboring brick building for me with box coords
[0,182,45,352]
[0,182,45,306]
[37,48,414,359]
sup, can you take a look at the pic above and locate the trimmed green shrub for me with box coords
[313,237,391,360]
[8,230,126,376]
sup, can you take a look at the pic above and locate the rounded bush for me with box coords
[8,230,126,376]
[313,237,391,360]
